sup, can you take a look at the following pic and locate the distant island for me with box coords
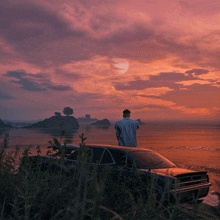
[77,114,98,125]
[23,116,80,130]
[0,119,12,129]
[91,119,111,126]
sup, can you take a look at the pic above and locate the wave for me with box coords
[186,146,216,151]
[180,165,220,174]
[203,191,219,207]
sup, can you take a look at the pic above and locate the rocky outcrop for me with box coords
[91,119,111,125]
[136,119,145,125]
[0,119,12,129]
[77,114,97,125]
[23,116,80,130]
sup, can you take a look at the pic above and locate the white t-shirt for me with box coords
[115,118,139,147]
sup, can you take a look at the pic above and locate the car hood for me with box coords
[145,167,207,178]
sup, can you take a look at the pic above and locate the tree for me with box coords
[54,112,61,116]
[85,114,91,119]
[63,107,73,116]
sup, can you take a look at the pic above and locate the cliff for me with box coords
[23,116,80,129]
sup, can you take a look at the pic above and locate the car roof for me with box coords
[85,144,153,153]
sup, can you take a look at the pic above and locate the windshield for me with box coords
[129,151,176,169]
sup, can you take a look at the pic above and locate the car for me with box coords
[50,144,80,157]
[20,144,211,203]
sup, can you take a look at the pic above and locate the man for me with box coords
[115,109,139,147]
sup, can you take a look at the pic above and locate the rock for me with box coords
[136,119,145,125]
[91,119,111,125]
[23,116,80,130]
[77,114,98,125]
[0,119,12,129]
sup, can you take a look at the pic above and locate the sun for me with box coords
[113,58,129,74]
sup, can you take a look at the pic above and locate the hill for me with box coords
[91,119,111,125]
[23,116,80,130]
[0,119,12,129]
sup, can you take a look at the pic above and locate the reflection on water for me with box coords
[0,128,10,137]
[35,127,79,139]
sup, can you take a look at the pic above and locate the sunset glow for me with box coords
[1,0,220,122]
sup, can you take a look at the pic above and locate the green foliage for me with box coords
[0,130,219,219]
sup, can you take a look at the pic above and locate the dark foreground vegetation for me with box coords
[0,131,219,220]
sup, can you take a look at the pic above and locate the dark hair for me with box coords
[123,109,130,114]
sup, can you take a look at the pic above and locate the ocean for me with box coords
[1,122,220,171]
[1,122,220,205]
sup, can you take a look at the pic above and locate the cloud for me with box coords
[1,2,84,45]
[1,1,89,66]
[0,1,190,67]
[160,83,220,109]
[1,0,220,121]
[113,70,210,91]
[5,71,26,79]
[55,69,83,81]
[112,68,218,118]
[102,24,154,46]
[48,85,73,91]
[0,90,17,100]
[134,95,167,99]
[3,71,47,91]
[12,78,48,91]
[185,69,209,76]
[2,0,220,71]
[178,0,220,15]
[132,104,169,110]
[3,71,73,92]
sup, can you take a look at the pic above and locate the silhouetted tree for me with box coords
[54,112,61,116]
[63,107,73,116]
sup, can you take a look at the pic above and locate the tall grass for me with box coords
[0,129,219,219]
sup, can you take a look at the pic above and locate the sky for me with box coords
[1,0,220,122]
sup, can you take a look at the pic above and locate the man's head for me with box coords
[123,109,131,118]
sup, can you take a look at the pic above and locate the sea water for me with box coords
[1,122,220,205]
[1,122,220,171]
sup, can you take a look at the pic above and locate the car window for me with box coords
[129,151,176,168]
[58,148,75,155]
[67,150,78,160]
[108,149,133,168]
[89,148,105,164]
[66,147,104,164]
[100,149,114,164]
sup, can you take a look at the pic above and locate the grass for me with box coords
[0,128,219,220]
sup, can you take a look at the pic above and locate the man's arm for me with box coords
[115,123,120,141]
[136,121,139,129]
[116,130,120,141]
